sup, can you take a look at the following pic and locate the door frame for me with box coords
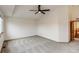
[70,19,79,41]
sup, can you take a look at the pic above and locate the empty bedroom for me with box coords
[0,5,79,53]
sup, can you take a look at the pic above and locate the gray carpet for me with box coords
[1,35,79,53]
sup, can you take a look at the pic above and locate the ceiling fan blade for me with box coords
[40,11,45,14]
[29,10,37,11]
[41,9,50,11]
[35,11,39,14]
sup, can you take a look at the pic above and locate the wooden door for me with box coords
[70,21,75,41]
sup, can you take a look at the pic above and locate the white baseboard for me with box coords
[5,34,69,42]
[37,34,58,42]
[6,34,36,40]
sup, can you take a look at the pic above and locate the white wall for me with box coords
[58,6,70,42]
[6,17,37,40]
[5,6,71,42]
[38,6,70,42]
[37,7,59,42]
[68,6,79,20]
[0,11,5,52]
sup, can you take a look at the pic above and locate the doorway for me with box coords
[70,18,79,41]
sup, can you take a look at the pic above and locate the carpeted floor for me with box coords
[1,35,79,53]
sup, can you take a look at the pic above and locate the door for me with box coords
[70,21,74,41]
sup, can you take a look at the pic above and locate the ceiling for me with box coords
[0,5,57,19]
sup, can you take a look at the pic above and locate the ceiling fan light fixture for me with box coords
[30,5,50,14]
[38,11,41,13]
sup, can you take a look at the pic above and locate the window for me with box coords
[0,17,3,33]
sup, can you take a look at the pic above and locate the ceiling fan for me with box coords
[30,5,50,14]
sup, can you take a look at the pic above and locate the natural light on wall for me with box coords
[77,22,79,28]
[0,17,3,33]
